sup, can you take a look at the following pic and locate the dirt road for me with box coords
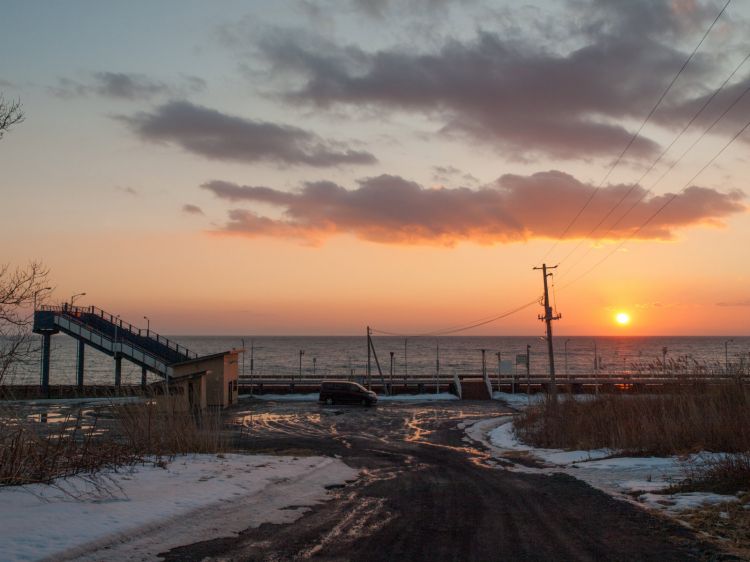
[163,401,729,561]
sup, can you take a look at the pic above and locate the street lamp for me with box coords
[725,339,734,374]
[70,292,86,309]
[143,315,150,335]
[33,286,52,311]
[299,349,305,382]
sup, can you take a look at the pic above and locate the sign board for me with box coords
[500,360,514,374]
[515,354,529,366]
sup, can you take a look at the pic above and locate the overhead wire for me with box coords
[559,108,750,291]
[556,49,750,268]
[539,0,731,265]
[559,66,750,282]
[372,1,734,337]
[370,295,542,337]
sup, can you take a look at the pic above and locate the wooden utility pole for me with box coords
[534,263,561,402]
[367,326,372,389]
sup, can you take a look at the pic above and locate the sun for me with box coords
[615,312,631,326]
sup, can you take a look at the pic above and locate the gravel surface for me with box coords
[163,401,733,561]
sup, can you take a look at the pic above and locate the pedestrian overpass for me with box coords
[33,305,198,392]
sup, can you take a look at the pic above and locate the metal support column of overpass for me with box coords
[40,332,51,395]
[114,355,122,387]
[76,340,85,389]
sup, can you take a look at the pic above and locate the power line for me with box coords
[370,295,542,337]
[539,0,731,264]
[559,66,750,281]
[559,109,750,291]
[557,49,750,267]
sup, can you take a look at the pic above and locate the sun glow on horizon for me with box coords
[615,312,631,326]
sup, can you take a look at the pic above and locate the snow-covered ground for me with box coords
[0,454,357,562]
[379,392,459,401]
[464,415,740,516]
[241,392,319,401]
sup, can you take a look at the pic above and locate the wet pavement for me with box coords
[163,400,730,561]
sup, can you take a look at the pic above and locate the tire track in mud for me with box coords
[166,402,731,562]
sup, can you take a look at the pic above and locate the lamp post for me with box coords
[33,286,52,311]
[299,349,305,383]
[564,338,571,378]
[70,292,86,309]
[313,357,317,377]
[143,315,150,336]
[725,339,734,374]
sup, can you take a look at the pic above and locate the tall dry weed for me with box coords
[513,384,750,455]
[0,392,229,486]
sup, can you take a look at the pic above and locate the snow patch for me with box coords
[488,422,610,464]
[379,393,459,402]
[638,491,738,513]
[465,417,739,514]
[0,454,357,562]
[241,393,319,401]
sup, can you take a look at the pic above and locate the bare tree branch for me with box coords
[0,262,51,383]
[0,94,24,140]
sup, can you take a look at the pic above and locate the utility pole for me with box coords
[367,326,372,389]
[390,351,394,391]
[435,340,440,394]
[534,264,561,402]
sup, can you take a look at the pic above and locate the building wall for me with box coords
[171,352,240,408]
[223,353,239,406]
[159,376,207,412]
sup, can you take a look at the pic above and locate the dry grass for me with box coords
[112,395,229,456]
[677,452,750,495]
[679,490,750,558]
[513,384,750,455]
[0,410,134,486]
[0,393,229,486]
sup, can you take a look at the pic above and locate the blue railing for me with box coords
[39,304,198,361]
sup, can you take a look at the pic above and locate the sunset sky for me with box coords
[2,0,750,336]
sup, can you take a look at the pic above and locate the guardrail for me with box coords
[52,314,171,375]
[238,371,749,386]
[39,304,198,360]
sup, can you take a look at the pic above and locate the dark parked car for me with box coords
[319,381,378,406]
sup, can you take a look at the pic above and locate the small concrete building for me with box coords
[170,350,241,409]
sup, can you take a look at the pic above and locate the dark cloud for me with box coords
[114,185,138,196]
[201,171,745,245]
[432,165,479,184]
[119,100,377,167]
[256,31,686,159]
[577,0,725,40]
[248,0,740,159]
[349,0,468,18]
[50,73,206,100]
[716,299,750,307]
[182,204,205,215]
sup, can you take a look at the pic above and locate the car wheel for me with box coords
[361,399,368,406]
[326,397,334,405]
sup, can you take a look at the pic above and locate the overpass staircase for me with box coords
[33,305,198,389]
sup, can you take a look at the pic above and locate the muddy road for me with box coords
[164,401,726,561]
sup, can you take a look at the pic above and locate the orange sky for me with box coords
[2,1,749,335]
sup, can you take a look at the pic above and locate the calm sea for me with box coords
[3,335,749,386]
